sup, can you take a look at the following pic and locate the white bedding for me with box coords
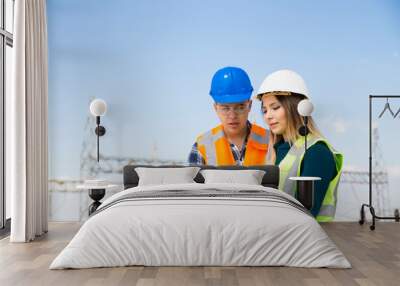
[50,183,351,269]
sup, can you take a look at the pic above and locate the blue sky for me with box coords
[47,0,400,184]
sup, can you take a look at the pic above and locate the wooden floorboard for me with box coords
[0,222,399,286]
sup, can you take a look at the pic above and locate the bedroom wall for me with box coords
[47,0,400,221]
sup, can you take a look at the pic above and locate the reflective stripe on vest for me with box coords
[278,136,343,222]
[196,123,269,166]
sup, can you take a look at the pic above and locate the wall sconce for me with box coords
[292,98,319,211]
[297,99,314,150]
[89,99,107,162]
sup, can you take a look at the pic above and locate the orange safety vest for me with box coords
[196,123,269,166]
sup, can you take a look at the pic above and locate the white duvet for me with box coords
[50,183,351,269]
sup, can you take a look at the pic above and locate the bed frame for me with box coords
[123,165,280,189]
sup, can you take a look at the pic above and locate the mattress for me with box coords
[50,183,351,269]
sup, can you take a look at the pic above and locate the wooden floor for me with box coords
[0,222,399,286]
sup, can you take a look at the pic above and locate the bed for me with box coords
[50,165,350,269]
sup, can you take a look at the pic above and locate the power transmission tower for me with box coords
[340,126,391,217]
[371,126,391,216]
[80,103,97,179]
[79,112,186,179]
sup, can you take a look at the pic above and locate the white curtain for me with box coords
[8,0,48,242]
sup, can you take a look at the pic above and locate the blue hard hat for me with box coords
[209,66,253,104]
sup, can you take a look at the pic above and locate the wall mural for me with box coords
[47,0,400,221]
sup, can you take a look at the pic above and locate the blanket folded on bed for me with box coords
[92,188,311,217]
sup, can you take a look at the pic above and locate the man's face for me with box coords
[214,100,252,136]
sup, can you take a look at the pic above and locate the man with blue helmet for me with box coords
[188,66,270,166]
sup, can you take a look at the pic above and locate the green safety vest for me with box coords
[273,136,343,222]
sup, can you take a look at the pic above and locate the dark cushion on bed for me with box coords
[123,165,279,190]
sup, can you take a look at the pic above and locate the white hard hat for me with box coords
[256,69,309,100]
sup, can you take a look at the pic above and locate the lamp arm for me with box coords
[304,116,308,151]
[97,116,100,162]
[93,116,106,162]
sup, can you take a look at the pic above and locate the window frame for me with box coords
[0,0,13,234]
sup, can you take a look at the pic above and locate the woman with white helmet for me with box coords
[256,70,343,222]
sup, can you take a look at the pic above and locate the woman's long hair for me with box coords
[263,93,322,164]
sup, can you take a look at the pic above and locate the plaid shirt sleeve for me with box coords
[188,142,206,165]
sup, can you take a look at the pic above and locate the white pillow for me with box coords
[136,167,200,186]
[200,169,266,185]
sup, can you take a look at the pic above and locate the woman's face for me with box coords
[261,95,288,135]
